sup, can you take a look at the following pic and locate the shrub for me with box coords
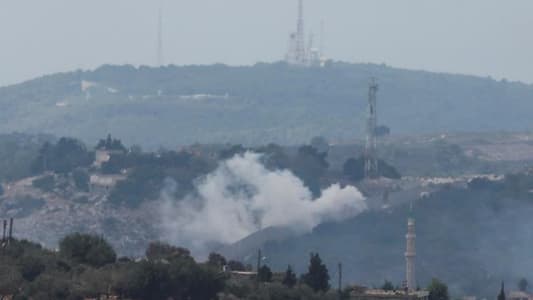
[20,255,46,281]
[72,168,89,192]
[59,233,116,268]
[32,175,55,192]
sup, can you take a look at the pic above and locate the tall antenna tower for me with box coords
[320,20,325,58]
[364,78,379,178]
[295,0,306,64]
[156,9,164,67]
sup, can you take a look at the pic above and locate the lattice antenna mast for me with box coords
[320,20,325,58]
[156,9,164,67]
[365,78,379,178]
[295,0,306,65]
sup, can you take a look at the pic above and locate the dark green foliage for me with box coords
[310,136,330,154]
[0,183,4,196]
[342,156,401,181]
[498,282,506,300]
[228,260,247,271]
[282,265,297,288]
[5,63,533,148]
[379,160,401,179]
[381,280,394,291]
[219,145,247,160]
[32,175,55,192]
[256,143,291,171]
[20,255,46,281]
[0,133,51,182]
[122,259,224,300]
[343,157,365,181]
[96,134,126,152]
[258,265,273,283]
[32,138,94,174]
[0,235,349,300]
[109,165,165,207]
[145,241,191,261]
[519,278,528,292]
[72,168,89,192]
[24,274,73,300]
[290,146,329,197]
[428,278,449,300]
[108,150,212,207]
[303,253,330,292]
[59,233,116,267]
[208,252,227,269]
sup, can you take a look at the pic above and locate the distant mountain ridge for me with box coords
[0,62,532,149]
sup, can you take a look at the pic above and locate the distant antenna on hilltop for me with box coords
[156,9,164,67]
[285,0,326,67]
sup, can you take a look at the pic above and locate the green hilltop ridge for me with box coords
[0,62,532,148]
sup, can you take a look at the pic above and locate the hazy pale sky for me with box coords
[1,0,532,87]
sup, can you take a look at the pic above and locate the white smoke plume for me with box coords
[159,152,367,256]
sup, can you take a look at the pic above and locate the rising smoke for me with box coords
[159,152,367,257]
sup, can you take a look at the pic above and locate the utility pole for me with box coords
[8,218,13,245]
[256,249,262,283]
[2,220,6,243]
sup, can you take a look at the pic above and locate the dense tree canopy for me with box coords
[428,278,449,300]
[303,253,330,293]
[282,265,297,288]
[32,138,94,174]
[59,233,116,267]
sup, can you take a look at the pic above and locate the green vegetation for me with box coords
[72,168,89,192]
[302,253,330,293]
[0,235,353,300]
[96,134,127,152]
[2,63,533,148]
[0,133,52,182]
[342,156,401,181]
[32,174,55,192]
[59,233,117,267]
[519,278,528,292]
[258,265,273,283]
[498,282,506,300]
[282,265,297,288]
[32,137,94,174]
[145,241,191,261]
[251,169,533,298]
[428,278,449,300]
[107,150,212,207]
[381,280,394,291]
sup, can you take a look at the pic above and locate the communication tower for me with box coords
[364,78,379,178]
[156,9,164,67]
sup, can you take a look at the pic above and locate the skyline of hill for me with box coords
[0,62,532,149]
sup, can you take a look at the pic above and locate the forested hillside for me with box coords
[224,174,533,298]
[0,62,532,148]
